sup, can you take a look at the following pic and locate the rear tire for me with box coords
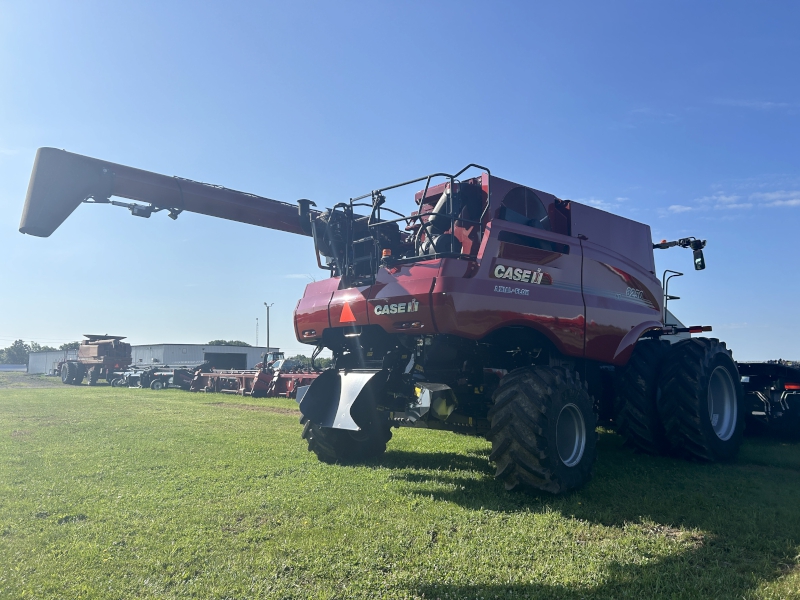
[657,338,744,461]
[487,366,597,494]
[615,340,672,455]
[110,378,122,388]
[87,368,99,386]
[61,362,74,385]
[301,419,392,464]
[150,379,165,390]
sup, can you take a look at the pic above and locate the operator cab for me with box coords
[299,166,494,288]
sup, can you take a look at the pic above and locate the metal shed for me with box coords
[29,345,277,374]
[130,344,276,369]
[28,350,78,374]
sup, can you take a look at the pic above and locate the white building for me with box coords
[28,344,278,374]
[130,344,276,370]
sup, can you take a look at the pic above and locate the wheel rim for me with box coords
[556,403,586,467]
[708,365,737,441]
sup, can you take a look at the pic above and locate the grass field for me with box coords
[2,374,800,599]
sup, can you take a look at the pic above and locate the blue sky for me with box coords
[0,1,798,360]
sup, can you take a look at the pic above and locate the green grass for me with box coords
[1,379,800,599]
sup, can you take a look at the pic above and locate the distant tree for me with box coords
[30,342,58,352]
[287,354,333,370]
[287,354,311,368]
[207,340,252,347]
[316,356,333,369]
[1,340,31,364]
[59,341,80,351]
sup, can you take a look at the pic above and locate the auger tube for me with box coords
[19,147,313,238]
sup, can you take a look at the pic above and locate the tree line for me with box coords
[0,340,80,364]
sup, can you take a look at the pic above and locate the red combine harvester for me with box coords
[58,334,131,385]
[20,148,750,493]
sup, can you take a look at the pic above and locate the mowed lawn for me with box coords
[2,375,800,599]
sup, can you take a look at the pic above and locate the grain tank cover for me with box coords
[569,201,655,272]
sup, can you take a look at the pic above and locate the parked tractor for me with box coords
[20,148,750,493]
[58,334,131,385]
[110,366,195,390]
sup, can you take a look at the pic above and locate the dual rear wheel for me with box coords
[616,337,744,461]
[60,362,85,385]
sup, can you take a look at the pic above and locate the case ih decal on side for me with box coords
[374,300,420,316]
[491,264,551,285]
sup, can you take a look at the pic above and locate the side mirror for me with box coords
[693,248,706,270]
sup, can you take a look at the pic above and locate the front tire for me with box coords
[487,366,597,494]
[150,379,165,390]
[301,420,392,464]
[657,338,744,461]
[61,362,75,385]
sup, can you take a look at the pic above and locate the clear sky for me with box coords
[0,1,798,360]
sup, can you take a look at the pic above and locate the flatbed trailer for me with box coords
[738,360,800,437]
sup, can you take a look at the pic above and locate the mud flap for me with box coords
[298,369,384,431]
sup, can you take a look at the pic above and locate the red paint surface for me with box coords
[293,174,665,367]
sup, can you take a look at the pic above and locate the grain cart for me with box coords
[58,334,131,385]
[20,148,745,494]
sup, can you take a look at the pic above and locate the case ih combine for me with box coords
[20,147,796,494]
[58,334,131,385]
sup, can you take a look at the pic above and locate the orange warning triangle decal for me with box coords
[339,302,357,323]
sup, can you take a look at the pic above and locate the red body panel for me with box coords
[294,278,339,343]
[293,175,665,367]
[432,220,586,357]
[330,286,371,327]
[369,261,439,333]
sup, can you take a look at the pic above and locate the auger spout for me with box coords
[19,147,312,238]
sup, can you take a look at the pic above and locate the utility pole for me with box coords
[264,302,274,355]
[255,317,259,347]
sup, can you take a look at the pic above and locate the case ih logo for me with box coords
[492,264,551,285]
[374,300,420,316]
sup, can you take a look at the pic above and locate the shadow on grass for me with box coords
[408,548,747,599]
[383,430,800,597]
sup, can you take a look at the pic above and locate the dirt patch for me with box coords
[207,402,299,415]
[642,523,706,548]
[10,430,30,438]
